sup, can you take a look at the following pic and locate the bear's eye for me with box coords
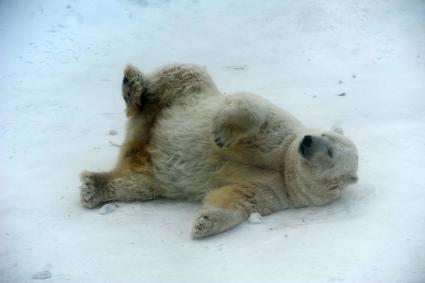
[327,148,334,158]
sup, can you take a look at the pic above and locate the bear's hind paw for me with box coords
[79,171,108,208]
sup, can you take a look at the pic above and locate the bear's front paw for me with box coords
[191,208,237,239]
[79,171,108,208]
[192,214,220,239]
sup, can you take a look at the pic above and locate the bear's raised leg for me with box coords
[119,64,220,165]
[191,185,258,239]
[80,171,160,208]
[122,64,219,118]
[212,93,269,148]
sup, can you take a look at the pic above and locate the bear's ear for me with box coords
[124,64,141,77]
[331,126,344,135]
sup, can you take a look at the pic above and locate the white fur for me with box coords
[80,64,359,239]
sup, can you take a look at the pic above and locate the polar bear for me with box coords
[80,64,359,239]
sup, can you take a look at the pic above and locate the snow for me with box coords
[98,203,118,215]
[1,0,425,282]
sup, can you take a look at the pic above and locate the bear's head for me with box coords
[287,127,358,206]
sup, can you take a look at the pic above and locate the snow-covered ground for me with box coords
[1,0,425,282]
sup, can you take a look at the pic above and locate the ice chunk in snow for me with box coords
[32,270,51,279]
[99,203,117,215]
[248,213,263,224]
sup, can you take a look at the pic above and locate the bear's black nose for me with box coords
[300,135,313,158]
[123,77,129,84]
[302,135,312,147]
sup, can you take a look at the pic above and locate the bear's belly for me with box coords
[148,96,223,200]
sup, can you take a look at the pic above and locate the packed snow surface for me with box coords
[1,0,424,282]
